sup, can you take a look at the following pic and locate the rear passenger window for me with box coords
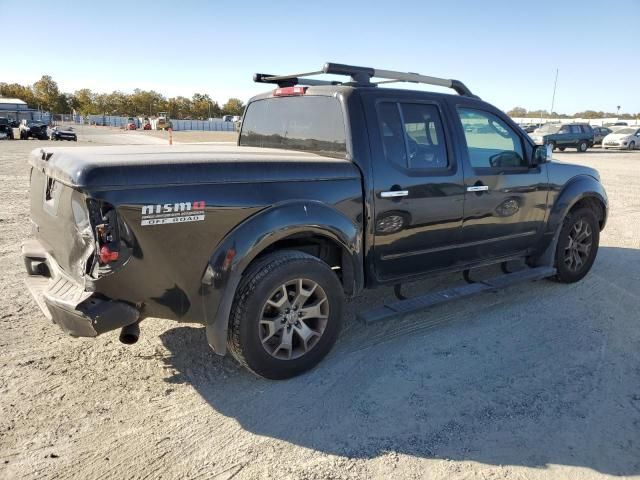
[457,108,526,169]
[377,102,448,170]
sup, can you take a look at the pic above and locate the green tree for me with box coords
[0,82,37,108]
[167,96,192,119]
[191,93,214,119]
[71,88,96,116]
[506,107,527,117]
[33,75,61,112]
[222,98,245,116]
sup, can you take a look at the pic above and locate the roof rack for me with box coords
[254,62,479,98]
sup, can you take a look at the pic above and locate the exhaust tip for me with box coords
[119,322,140,345]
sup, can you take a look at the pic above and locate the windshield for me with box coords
[239,95,347,158]
[614,128,635,135]
[536,123,561,133]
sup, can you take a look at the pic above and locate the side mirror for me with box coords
[532,144,552,165]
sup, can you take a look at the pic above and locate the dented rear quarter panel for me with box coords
[28,146,364,325]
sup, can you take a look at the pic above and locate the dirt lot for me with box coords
[1,133,639,480]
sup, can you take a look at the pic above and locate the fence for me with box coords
[84,115,236,131]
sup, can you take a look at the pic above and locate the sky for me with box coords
[2,0,639,114]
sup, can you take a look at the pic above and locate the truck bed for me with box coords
[28,144,359,190]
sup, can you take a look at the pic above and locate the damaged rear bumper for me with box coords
[22,239,139,337]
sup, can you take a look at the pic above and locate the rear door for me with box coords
[452,104,549,261]
[363,93,465,282]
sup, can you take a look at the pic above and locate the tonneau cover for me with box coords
[29,144,359,190]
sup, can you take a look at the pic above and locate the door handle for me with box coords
[381,190,409,198]
[466,185,489,192]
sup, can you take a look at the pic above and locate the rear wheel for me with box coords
[554,208,599,283]
[547,141,556,151]
[577,140,588,152]
[228,250,344,379]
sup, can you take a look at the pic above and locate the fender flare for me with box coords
[546,175,608,235]
[201,200,363,355]
[531,174,608,265]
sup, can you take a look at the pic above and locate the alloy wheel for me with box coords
[564,219,592,272]
[258,278,329,360]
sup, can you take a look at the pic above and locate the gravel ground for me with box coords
[1,133,639,480]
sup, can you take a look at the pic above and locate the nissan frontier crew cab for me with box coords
[23,63,608,379]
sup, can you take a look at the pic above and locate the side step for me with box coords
[357,266,556,324]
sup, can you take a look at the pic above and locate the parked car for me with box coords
[0,117,15,139]
[530,122,594,152]
[0,124,13,140]
[49,125,77,141]
[22,62,607,379]
[591,126,612,145]
[520,123,540,133]
[126,117,137,130]
[19,120,49,140]
[602,126,640,150]
[604,121,628,127]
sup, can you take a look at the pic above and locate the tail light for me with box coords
[86,199,133,276]
[273,86,307,96]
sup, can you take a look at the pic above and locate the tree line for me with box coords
[506,106,639,120]
[0,75,245,119]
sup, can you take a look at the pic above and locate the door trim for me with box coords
[380,229,537,261]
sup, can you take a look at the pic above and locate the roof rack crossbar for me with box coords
[254,73,340,87]
[253,62,478,98]
[262,70,324,82]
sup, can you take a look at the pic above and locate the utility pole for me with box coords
[549,68,559,120]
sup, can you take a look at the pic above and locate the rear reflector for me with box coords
[274,86,307,96]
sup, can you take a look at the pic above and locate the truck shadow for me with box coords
[159,246,640,475]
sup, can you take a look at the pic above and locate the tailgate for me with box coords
[29,166,95,283]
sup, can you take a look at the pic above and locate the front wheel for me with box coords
[629,141,636,150]
[228,250,344,379]
[554,208,600,283]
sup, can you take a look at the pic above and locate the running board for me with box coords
[357,266,556,324]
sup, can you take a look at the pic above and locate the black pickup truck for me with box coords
[23,63,608,379]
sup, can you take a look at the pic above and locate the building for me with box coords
[0,97,42,121]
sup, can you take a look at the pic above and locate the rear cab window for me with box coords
[239,96,347,158]
[376,101,449,171]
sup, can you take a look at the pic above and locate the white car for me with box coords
[602,127,640,150]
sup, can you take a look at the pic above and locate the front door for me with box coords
[365,96,466,282]
[454,106,549,261]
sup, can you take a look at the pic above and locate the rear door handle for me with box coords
[381,190,409,198]
[466,185,489,192]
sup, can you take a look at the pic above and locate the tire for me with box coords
[629,141,635,151]
[548,141,556,151]
[228,250,344,379]
[554,208,600,283]
[558,147,565,151]
[577,140,588,152]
